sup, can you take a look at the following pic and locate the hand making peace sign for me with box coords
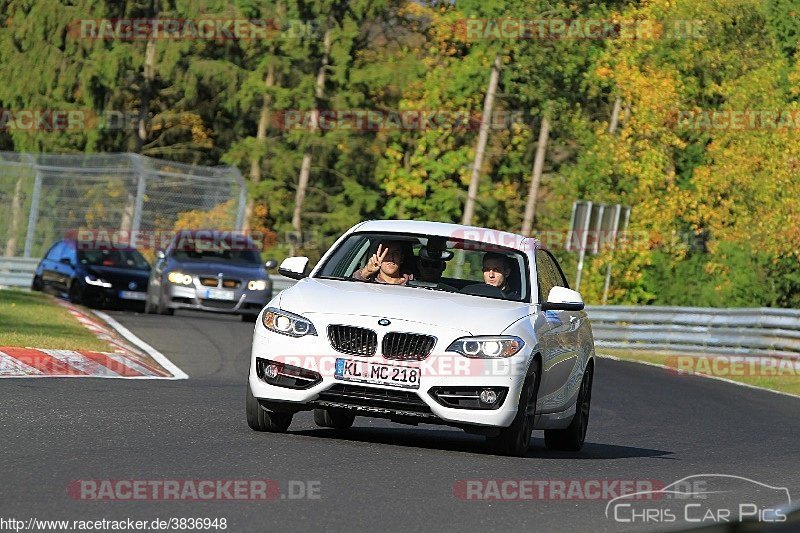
[363,243,389,276]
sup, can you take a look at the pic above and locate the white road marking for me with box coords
[92,310,189,380]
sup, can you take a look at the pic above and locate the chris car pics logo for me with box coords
[605,474,790,525]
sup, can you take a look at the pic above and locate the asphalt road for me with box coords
[2,309,799,532]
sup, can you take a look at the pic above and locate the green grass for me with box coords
[0,289,114,351]
[601,348,800,397]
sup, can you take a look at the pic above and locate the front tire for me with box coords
[68,281,83,305]
[156,288,174,315]
[485,358,539,457]
[144,288,156,314]
[544,363,593,452]
[313,408,355,429]
[31,275,43,291]
[246,381,293,432]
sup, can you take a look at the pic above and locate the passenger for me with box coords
[482,252,519,299]
[353,241,413,285]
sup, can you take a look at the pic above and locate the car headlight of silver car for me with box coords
[167,271,193,285]
[447,336,525,358]
[262,307,317,337]
[247,279,267,291]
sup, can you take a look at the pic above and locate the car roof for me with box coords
[352,220,539,253]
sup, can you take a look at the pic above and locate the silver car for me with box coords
[145,231,276,322]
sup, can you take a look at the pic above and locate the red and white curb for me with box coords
[0,300,187,380]
[0,347,174,378]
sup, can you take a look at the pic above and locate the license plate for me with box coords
[118,291,146,300]
[334,358,420,389]
[204,288,235,300]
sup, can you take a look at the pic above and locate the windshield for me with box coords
[172,247,261,264]
[316,232,530,302]
[78,249,149,270]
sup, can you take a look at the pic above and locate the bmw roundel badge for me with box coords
[378,318,391,326]
[128,281,137,290]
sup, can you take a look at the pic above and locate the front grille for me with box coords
[316,384,433,416]
[382,332,436,361]
[328,325,377,356]
[200,299,237,309]
[199,277,241,288]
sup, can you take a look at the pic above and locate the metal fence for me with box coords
[588,306,800,359]
[0,152,246,259]
[268,279,800,360]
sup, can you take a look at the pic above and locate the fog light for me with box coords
[479,389,498,405]
[265,364,279,379]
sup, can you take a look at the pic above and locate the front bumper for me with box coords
[82,284,147,309]
[164,283,270,315]
[248,314,531,429]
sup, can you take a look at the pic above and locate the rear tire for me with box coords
[246,381,293,432]
[485,358,539,457]
[544,364,593,452]
[313,408,355,429]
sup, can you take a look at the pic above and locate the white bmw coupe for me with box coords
[246,220,596,456]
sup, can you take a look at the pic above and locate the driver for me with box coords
[353,241,413,285]
[482,252,519,299]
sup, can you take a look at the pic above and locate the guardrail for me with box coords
[587,306,800,359]
[3,263,796,359]
[0,259,299,291]
[0,256,38,287]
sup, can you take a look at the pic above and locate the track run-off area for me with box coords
[1,309,798,532]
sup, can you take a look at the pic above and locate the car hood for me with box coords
[170,260,265,278]
[278,278,532,335]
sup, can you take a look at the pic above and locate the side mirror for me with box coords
[264,259,278,270]
[278,256,310,280]
[156,250,166,260]
[541,286,584,311]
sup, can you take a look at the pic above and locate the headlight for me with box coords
[248,279,267,291]
[262,307,317,337]
[446,336,525,358]
[84,275,112,288]
[167,271,193,285]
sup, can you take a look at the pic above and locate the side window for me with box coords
[543,250,569,289]
[535,250,558,303]
[45,242,62,261]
